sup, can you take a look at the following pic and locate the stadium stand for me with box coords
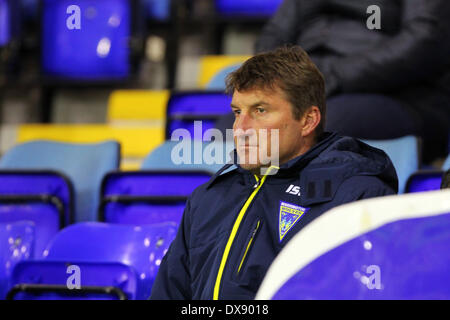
[1,0,449,302]
[0,170,73,256]
[0,221,35,299]
[0,140,120,222]
[7,222,177,300]
[256,189,450,300]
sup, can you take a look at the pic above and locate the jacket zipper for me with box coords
[237,219,261,275]
[213,165,278,300]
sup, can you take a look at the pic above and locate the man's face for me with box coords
[231,86,309,173]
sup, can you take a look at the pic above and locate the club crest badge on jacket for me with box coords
[279,201,309,242]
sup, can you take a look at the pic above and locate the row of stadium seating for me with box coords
[15,0,173,22]
[2,137,449,224]
[1,136,449,299]
[1,220,177,299]
[13,88,236,169]
[0,0,269,81]
[16,0,283,23]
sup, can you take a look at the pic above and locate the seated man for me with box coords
[150,46,398,300]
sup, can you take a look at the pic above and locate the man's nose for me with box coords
[234,113,253,132]
[233,114,258,145]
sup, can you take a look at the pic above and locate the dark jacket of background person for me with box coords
[255,0,450,160]
[150,133,398,300]
[442,169,450,189]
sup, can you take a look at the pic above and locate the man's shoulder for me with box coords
[190,165,240,197]
[335,175,396,201]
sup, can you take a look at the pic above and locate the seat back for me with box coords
[0,221,35,299]
[256,190,450,300]
[198,55,250,89]
[8,261,137,300]
[0,171,73,256]
[0,140,120,223]
[145,0,171,21]
[107,90,169,124]
[42,222,177,299]
[206,64,241,90]
[362,136,419,193]
[100,170,212,225]
[41,0,132,80]
[166,91,232,139]
[21,0,38,21]
[0,0,10,47]
[405,170,444,193]
[16,125,164,160]
[214,0,283,16]
[443,153,450,171]
[141,140,233,174]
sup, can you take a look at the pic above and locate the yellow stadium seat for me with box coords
[17,124,164,159]
[198,55,251,88]
[120,158,143,171]
[107,90,170,123]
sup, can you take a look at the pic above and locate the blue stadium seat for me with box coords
[405,170,444,193]
[362,136,419,194]
[206,64,241,90]
[0,221,35,299]
[0,171,73,257]
[41,0,132,80]
[0,140,120,223]
[0,0,10,47]
[166,91,232,139]
[141,140,233,174]
[214,0,282,16]
[21,0,39,21]
[443,154,450,171]
[7,222,177,300]
[145,0,170,21]
[8,261,137,300]
[100,170,212,225]
[256,189,450,300]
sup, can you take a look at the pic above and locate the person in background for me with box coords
[441,169,450,189]
[240,0,450,164]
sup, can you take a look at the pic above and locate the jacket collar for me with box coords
[206,132,339,190]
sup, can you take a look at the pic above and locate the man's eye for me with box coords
[256,108,266,114]
[233,109,241,115]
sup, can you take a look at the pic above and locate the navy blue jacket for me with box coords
[150,133,398,300]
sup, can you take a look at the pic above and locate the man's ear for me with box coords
[301,106,321,137]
